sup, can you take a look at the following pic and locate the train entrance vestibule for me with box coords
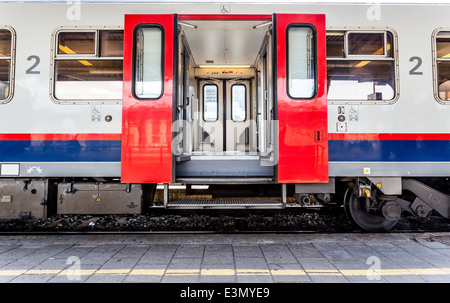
[174,18,275,160]
[172,17,278,179]
[122,14,328,183]
[197,79,253,153]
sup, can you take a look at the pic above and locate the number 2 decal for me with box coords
[26,55,40,74]
[409,56,423,75]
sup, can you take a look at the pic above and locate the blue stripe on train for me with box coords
[0,140,449,162]
[0,140,122,162]
[329,140,450,162]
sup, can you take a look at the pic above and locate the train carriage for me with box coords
[0,0,449,231]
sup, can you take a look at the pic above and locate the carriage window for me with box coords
[347,32,385,56]
[326,30,396,102]
[0,28,13,103]
[53,29,123,102]
[287,26,316,99]
[326,32,344,58]
[58,32,95,55]
[134,26,163,99]
[100,30,124,57]
[203,84,218,122]
[435,31,450,102]
[231,84,246,122]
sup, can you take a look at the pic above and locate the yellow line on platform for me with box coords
[0,270,27,276]
[404,268,450,275]
[94,269,131,275]
[201,269,235,276]
[165,269,200,276]
[271,269,307,275]
[306,269,342,276]
[129,269,166,276]
[58,269,97,276]
[338,268,450,276]
[236,269,271,275]
[1,267,449,277]
[25,269,62,275]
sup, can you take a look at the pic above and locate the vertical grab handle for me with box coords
[315,129,323,143]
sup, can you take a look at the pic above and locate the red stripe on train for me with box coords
[179,14,272,21]
[0,134,122,141]
[328,133,450,141]
[1,133,449,141]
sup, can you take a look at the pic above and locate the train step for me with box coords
[165,198,285,209]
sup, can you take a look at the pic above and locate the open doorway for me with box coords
[174,18,277,179]
[175,16,275,178]
[122,14,327,185]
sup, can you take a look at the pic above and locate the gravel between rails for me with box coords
[0,209,448,233]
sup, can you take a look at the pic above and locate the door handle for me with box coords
[315,129,323,143]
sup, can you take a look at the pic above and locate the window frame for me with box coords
[56,30,98,57]
[132,24,164,101]
[202,83,219,122]
[432,27,450,105]
[345,31,388,59]
[0,26,15,105]
[286,24,318,100]
[50,26,124,105]
[326,27,399,105]
[231,83,247,122]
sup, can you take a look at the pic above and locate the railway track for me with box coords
[0,207,448,234]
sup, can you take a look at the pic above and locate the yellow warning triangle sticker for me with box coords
[96,196,102,202]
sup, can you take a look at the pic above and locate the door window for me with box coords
[134,26,163,99]
[287,26,316,99]
[231,84,246,122]
[203,84,218,122]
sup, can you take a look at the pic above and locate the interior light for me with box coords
[59,44,93,66]
[327,32,345,36]
[198,65,251,69]
[0,52,8,62]
[372,44,391,56]
[355,61,371,67]
[59,45,76,54]
[356,44,391,67]
[0,52,11,62]
[78,60,93,66]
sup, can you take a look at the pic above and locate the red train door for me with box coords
[121,13,327,184]
[121,14,175,183]
[275,14,328,183]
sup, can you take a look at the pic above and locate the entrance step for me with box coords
[176,178,274,184]
[166,198,285,209]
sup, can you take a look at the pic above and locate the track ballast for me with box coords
[0,208,448,233]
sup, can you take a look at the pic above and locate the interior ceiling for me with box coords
[181,20,270,66]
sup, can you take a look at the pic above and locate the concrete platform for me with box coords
[0,232,449,283]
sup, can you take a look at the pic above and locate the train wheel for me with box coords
[343,188,400,232]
